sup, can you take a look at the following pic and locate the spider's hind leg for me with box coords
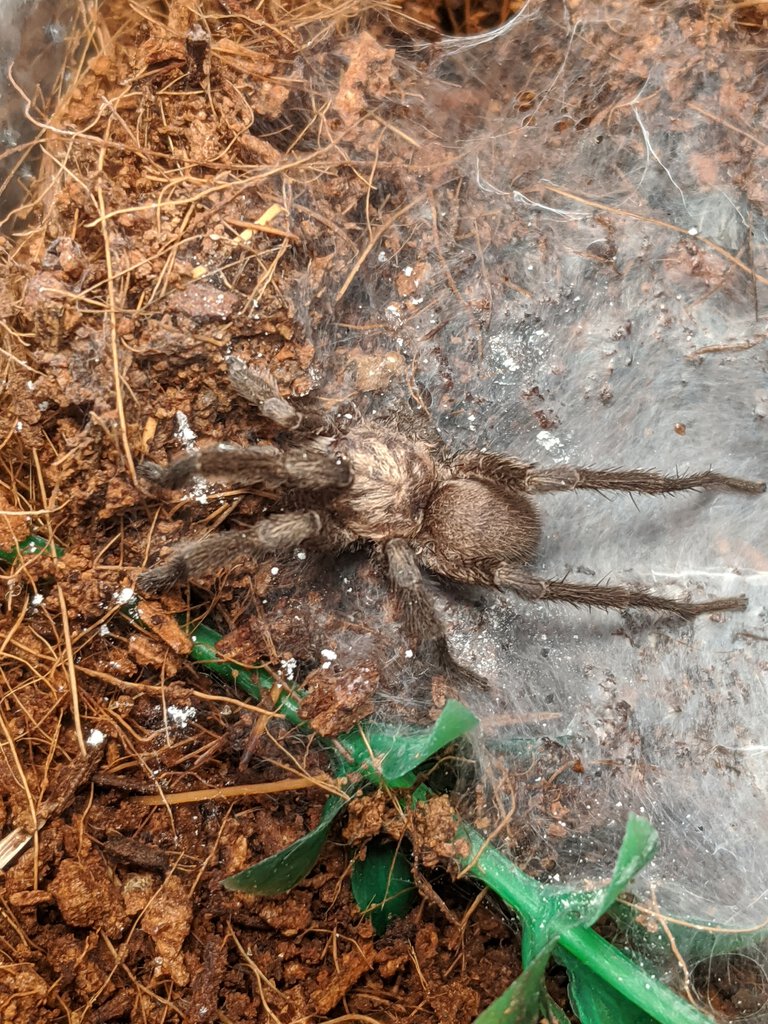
[494,565,747,619]
[524,465,765,496]
[451,452,764,497]
[385,539,488,688]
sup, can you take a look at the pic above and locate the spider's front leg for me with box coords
[138,511,321,593]
[385,539,488,688]
[139,443,350,492]
[494,565,748,619]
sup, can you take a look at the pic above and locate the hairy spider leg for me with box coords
[139,443,350,491]
[494,565,747,619]
[453,451,765,497]
[385,539,488,687]
[524,465,766,496]
[138,511,321,592]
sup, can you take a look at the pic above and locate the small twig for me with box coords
[134,775,338,805]
[336,197,422,302]
[618,895,768,936]
[456,803,517,880]
[542,182,768,289]
[31,450,86,757]
[688,101,768,152]
[93,122,137,485]
[650,882,696,1006]
[687,337,764,359]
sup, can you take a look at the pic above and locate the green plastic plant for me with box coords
[176,617,716,1024]
[350,838,418,935]
[5,536,757,1024]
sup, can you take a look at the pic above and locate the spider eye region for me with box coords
[421,479,541,580]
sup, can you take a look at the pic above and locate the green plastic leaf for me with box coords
[470,817,663,1024]
[168,611,477,788]
[0,534,64,562]
[564,955,658,1024]
[473,942,559,1024]
[222,792,348,894]
[351,840,417,934]
[522,814,658,962]
[177,622,476,789]
[357,699,479,784]
[542,996,571,1024]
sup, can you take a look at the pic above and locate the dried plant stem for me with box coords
[134,775,341,805]
[94,126,137,486]
[31,451,87,757]
[543,183,768,289]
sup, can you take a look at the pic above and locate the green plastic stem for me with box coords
[185,621,381,773]
[463,831,713,1024]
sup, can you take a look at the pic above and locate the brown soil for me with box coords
[2,0,765,1020]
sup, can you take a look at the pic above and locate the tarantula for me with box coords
[137,359,765,682]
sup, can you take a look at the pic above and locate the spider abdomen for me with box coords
[331,427,439,542]
[418,479,541,583]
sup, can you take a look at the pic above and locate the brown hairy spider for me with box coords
[137,359,765,683]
